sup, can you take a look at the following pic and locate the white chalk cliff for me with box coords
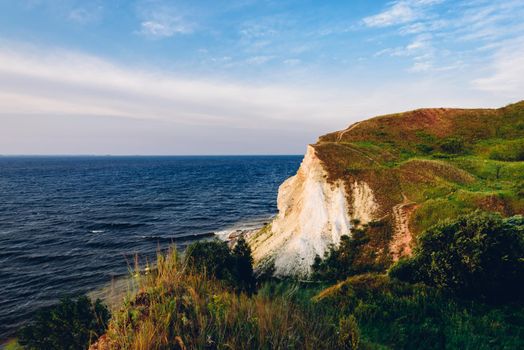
[249,145,379,276]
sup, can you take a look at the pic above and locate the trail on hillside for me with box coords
[390,194,418,261]
[336,121,361,142]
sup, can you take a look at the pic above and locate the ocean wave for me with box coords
[87,222,147,231]
[214,216,272,241]
[141,232,215,242]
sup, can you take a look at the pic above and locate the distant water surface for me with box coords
[0,155,301,339]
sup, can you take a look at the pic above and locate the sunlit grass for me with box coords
[103,247,342,350]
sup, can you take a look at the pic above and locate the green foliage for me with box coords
[390,211,524,301]
[4,339,23,350]
[440,137,467,154]
[17,296,110,350]
[185,239,232,279]
[388,258,418,283]
[185,238,255,293]
[416,143,434,154]
[410,198,472,234]
[338,315,360,350]
[312,228,370,282]
[315,274,524,350]
[231,237,256,293]
[107,249,341,349]
[489,139,524,161]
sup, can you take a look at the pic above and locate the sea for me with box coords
[0,155,301,340]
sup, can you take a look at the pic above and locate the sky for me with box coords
[0,0,523,155]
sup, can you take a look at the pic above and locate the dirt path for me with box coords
[336,121,361,142]
[390,194,418,261]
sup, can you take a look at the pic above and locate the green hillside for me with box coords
[315,101,524,235]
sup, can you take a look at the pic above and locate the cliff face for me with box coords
[250,145,378,275]
[250,101,524,276]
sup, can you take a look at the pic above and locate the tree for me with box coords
[389,211,524,301]
[18,296,110,350]
[232,237,256,293]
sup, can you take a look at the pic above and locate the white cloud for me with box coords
[68,6,103,24]
[283,58,301,66]
[0,44,350,129]
[363,0,443,28]
[136,3,194,38]
[363,2,416,28]
[472,39,524,98]
[0,41,519,154]
[139,18,192,37]
[246,56,274,64]
[140,21,167,36]
[368,0,524,76]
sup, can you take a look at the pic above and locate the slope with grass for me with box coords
[250,101,524,275]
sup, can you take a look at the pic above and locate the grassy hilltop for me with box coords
[310,101,524,269]
[317,100,524,229]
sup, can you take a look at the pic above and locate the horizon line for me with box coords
[0,154,303,157]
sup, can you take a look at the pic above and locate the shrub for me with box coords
[388,258,418,283]
[185,238,255,293]
[389,211,524,301]
[416,143,434,154]
[338,315,360,350]
[312,228,369,282]
[440,137,467,154]
[231,237,256,293]
[18,296,110,350]
[185,240,234,280]
[489,139,524,161]
[315,274,524,349]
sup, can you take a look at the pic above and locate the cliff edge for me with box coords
[250,101,524,276]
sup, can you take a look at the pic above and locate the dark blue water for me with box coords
[0,156,301,339]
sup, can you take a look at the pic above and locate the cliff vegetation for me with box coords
[11,101,524,350]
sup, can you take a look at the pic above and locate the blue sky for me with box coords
[0,0,523,154]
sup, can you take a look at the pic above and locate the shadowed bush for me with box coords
[17,296,110,350]
[184,237,256,293]
[389,211,524,301]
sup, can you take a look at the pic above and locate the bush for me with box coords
[312,228,369,282]
[416,143,434,154]
[338,315,360,350]
[18,296,110,350]
[489,139,524,161]
[440,137,467,154]
[185,240,233,280]
[315,274,524,350]
[388,258,418,283]
[185,238,255,293]
[231,237,256,293]
[389,211,524,301]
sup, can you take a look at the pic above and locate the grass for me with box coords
[312,102,524,241]
[314,274,524,350]
[95,245,524,350]
[103,248,343,350]
[3,339,23,350]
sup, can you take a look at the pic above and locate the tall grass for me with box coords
[315,274,524,350]
[103,247,342,350]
